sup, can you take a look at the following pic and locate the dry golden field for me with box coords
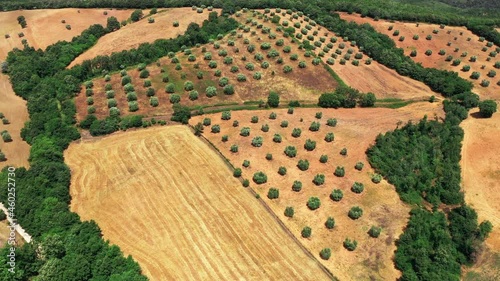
[65,125,331,281]
[191,103,443,280]
[339,13,500,100]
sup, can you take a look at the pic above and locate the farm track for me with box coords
[66,125,331,281]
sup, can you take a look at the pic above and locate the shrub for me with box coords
[261,124,269,132]
[425,50,432,56]
[348,206,363,219]
[240,127,251,137]
[170,94,181,104]
[355,162,364,171]
[273,134,282,143]
[206,86,217,97]
[479,100,497,118]
[307,197,321,210]
[284,207,294,218]
[372,173,382,183]
[253,72,262,80]
[251,136,263,147]
[230,144,238,153]
[301,227,312,238]
[297,159,309,171]
[351,182,364,194]
[330,189,343,202]
[284,146,297,157]
[343,238,358,251]
[221,135,228,142]
[281,120,289,128]
[320,248,331,260]
[202,118,211,127]
[267,188,280,199]
[233,168,242,178]
[223,85,235,95]
[470,72,481,79]
[265,153,273,160]
[283,65,293,73]
[128,101,139,112]
[334,166,345,177]
[253,172,268,184]
[304,139,316,151]
[149,97,159,107]
[309,121,320,131]
[251,116,259,123]
[313,174,325,186]
[221,111,231,120]
[324,132,335,142]
[369,226,382,238]
[292,180,303,192]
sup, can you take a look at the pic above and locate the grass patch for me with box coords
[375,100,416,109]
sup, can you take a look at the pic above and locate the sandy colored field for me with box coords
[66,125,330,281]
[0,220,24,247]
[0,8,133,60]
[461,109,500,279]
[191,103,443,280]
[339,13,500,99]
[69,8,216,68]
[254,9,435,100]
[0,74,30,169]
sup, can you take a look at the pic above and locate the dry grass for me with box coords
[65,125,330,281]
[69,8,215,68]
[191,103,443,281]
[461,109,500,277]
[339,13,500,99]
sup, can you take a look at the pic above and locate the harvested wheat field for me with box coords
[339,13,500,99]
[69,8,217,68]
[0,8,133,59]
[65,125,330,281]
[191,103,443,281]
[461,110,500,279]
[0,74,30,169]
[249,9,435,100]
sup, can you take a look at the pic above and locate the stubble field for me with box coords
[65,125,331,281]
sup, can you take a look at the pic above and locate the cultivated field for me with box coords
[340,13,500,99]
[65,125,330,281]
[252,9,435,100]
[0,8,133,59]
[191,103,443,280]
[462,110,500,280]
[69,8,215,67]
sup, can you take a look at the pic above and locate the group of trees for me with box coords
[318,86,376,108]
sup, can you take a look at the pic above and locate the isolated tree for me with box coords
[325,217,335,229]
[320,248,331,260]
[131,9,143,22]
[267,92,280,107]
[301,226,312,238]
[360,93,376,107]
[348,206,363,219]
[267,188,280,199]
[351,182,365,194]
[284,206,294,218]
[297,159,309,171]
[307,197,321,210]
[343,238,358,251]
[106,16,120,31]
[330,189,343,201]
[284,146,297,157]
[369,226,382,238]
[479,100,497,118]
[253,172,268,184]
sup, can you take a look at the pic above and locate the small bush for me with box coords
[334,166,345,177]
[348,206,363,219]
[330,189,343,202]
[211,124,220,133]
[253,172,268,184]
[355,162,364,171]
[343,238,358,251]
[369,226,382,238]
[307,197,321,210]
[284,146,297,157]
[301,226,312,238]
[320,248,331,260]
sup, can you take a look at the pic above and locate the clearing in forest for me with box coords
[65,125,330,281]
[339,13,500,99]
[191,103,443,281]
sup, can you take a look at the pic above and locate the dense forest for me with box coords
[0,12,236,280]
[0,1,497,280]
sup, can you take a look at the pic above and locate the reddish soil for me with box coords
[191,103,443,281]
[339,13,500,99]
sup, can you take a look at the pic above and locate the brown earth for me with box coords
[339,13,500,99]
[461,109,500,279]
[256,9,436,100]
[65,125,331,281]
[69,8,215,68]
[191,103,443,281]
